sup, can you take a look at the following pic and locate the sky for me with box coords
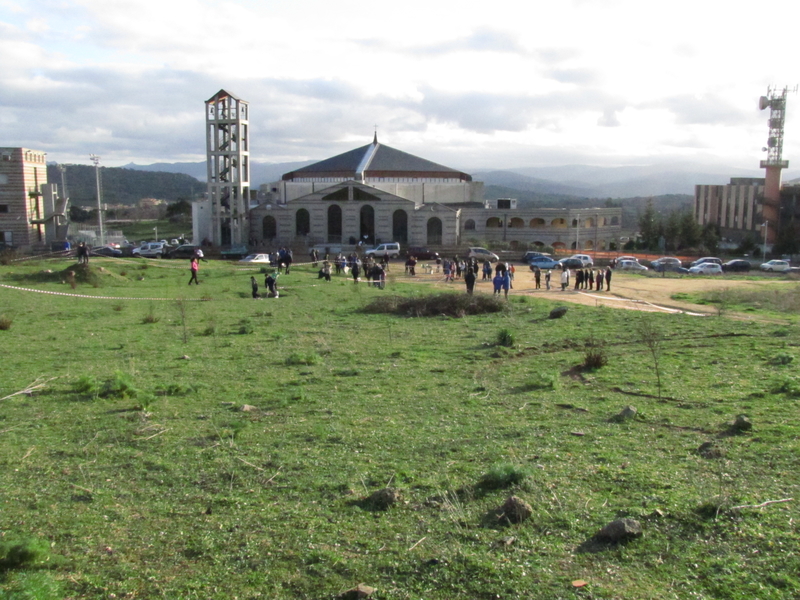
[1,0,799,174]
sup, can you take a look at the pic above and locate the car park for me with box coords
[688,263,723,275]
[365,242,401,258]
[239,254,273,264]
[610,255,639,267]
[405,246,440,260]
[568,254,594,267]
[760,259,791,272]
[722,259,751,272]
[616,259,648,272]
[468,247,500,262]
[528,256,562,270]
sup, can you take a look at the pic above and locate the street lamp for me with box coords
[762,221,768,260]
[90,155,104,245]
[153,226,158,242]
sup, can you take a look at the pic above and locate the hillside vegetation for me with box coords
[0,258,798,599]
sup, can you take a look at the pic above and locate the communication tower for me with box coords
[759,86,794,239]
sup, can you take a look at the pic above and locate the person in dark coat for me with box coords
[250,276,259,299]
[588,269,595,289]
[352,260,360,283]
[605,267,612,291]
[464,269,476,295]
[575,268,583,290]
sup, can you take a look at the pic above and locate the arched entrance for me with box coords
[327,205,342,244]
[262,215,276,240]
[360,205,375,244]
[295,209,310,236]
[427,217,443,245]
[486,217,503,228]
[392,210,408,244]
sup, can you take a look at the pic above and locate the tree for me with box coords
[638,199,660,250]
[69,205,91,223]
[701,223,720,254]
[166,199,192,219]
[678,210,702,249]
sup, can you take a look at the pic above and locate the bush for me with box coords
[496,328,515,347]
[768,352,794,366]
[478,464,528,490]
[73,375,99,397]
[100,371,139,399]
[0,315,12,330]
[363,293,507,318]
[0,537,51,570]
[285,352,319,366]
[771,376,800,397]
[142,305,160,324]
[237,318,254,335]
[583,342,608,370]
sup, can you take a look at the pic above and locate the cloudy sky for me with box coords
[2,0,799,173]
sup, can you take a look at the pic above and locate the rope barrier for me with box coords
[577,291,708,316]
[0,283,211,301]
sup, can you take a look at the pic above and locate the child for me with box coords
[250,276,259,299]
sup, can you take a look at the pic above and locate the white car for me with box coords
[468,247,500,262]
[365,242,401,258]
[134,242,166,258]
[568,254,594,267]
[617,259,648,272]
[688,263,723,275]
[691,256,722,267]
[760,260,791,272]
[239,254,273,264]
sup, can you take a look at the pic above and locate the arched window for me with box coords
[572,219,579,228]
[464,219,476,231]
[360,205,375,244]
[427,217,443,245]
[552,241,566,250]
[509,217,524,228]
[551,218,567,228]
[585,218,595,228]
[327,204,342,244]
[509,240,520,250]
[393,210,408,243]
[611,216,619,226]
[295,208,310,236]
[486,217,503,228]
[262,215,277,240]
[532,241,545,248]
[530,218,545,228]
[584,240,594,250]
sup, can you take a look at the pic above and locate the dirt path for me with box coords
[409,265,796,317]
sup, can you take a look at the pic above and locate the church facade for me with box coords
[247,137,622,251]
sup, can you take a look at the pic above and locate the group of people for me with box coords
[250,272,280,298]
[555,266,611,292]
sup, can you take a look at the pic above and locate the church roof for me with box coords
[206,89,242,103]
[282,138,472,182]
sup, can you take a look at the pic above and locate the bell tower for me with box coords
[205,90,250,246]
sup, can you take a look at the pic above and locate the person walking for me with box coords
[250,276,259,298]
[501,269,511,299]
[545,269,551,290]
[188,257,199,285]
[534,267,541,289]
[605,266,612,291]
[560,268,569,291]
[464,268,476,295]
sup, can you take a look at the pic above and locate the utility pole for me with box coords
[762,221,769,259]
[90,155,104,245]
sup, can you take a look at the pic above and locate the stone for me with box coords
[732,414,752,431]
[240,404,258,412]
[549,306,568,319]
[500,495,532,524]
[596,518,642,542]
[366,488,400,510]
[611,405,637,422]
[339,584,375,599]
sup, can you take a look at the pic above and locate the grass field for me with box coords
[1,257,799,599]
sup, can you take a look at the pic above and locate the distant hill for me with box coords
[122,160,316,187]
[48,164,202,206]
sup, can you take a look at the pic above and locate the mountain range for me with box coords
[123,160,800,199]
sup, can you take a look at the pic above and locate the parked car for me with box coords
[405,246,440,260]
[558,257,584,269]
[616,259,648,272]
[165,244,199,259]
[467,247,500,262]
[239,254,273,264]
[90,245,122,257]
[134,242,167,258]
[568,254,594,267]
[722,259,751,272]
[688,263,723,275]
[365,242,401,258]
[521,250,552,263]
[690,257,722,267]
[611,255,639,267]
[528,256,562,270]
[760,259,791,272]
[650,257,684,272]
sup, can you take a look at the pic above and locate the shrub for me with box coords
[496,328,515,347]
[771,376,800,397]
[583,339,608,370]
[522,373,558,391]
[100,371,139,399]
[73,375,99,397]
[285,352,319,366]
[478,464,528,490]
[142,305,160,324]
[237,318,254,334]
[363,293,507,318]
[202,323,216,336]
[768,352,794,366]
[0,315,12,330]
[0,537,51,570]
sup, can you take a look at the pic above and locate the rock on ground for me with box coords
[549,306,568,319]
[500,495,532,524]
[366,488,400,510]
[596,518,642,542]
[339,583,376,599]
[732,414,752,431]
[611,405,637,422]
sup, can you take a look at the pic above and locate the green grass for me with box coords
[1,257,799,599]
